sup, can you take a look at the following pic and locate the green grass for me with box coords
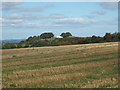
[12,55,17,58]
[86,75,99,80]
[101,64,118,77]
[3,56,116,74]
[99,84,118,88]
[51,57,116,67]
[3,55,117,74]
[9,84,17,88]
[31,65,45,69]
[3,51,117,64]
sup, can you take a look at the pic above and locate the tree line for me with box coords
[2,32,120,49]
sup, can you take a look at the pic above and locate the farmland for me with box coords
[2,42,119,88]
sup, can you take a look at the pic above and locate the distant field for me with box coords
[2,42,119,88]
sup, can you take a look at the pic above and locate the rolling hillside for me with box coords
[2,42,119,88]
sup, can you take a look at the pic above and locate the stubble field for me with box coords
[2,42,119,88]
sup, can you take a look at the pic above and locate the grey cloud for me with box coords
[2,2,54,12]
[49,14,66,19]
[99,2,118,10]
[19,5,54,12]
[82,10,106,19]
[83,15,96,18]
[89,18,118,26]
[2,2,22,11]
[92,10,106,15]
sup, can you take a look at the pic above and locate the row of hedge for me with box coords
[2,32,120,49]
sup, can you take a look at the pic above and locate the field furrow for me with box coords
[2,42,119,88]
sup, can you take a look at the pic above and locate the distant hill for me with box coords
[0,39,25,48]
[2,39,24,43]
[1,39,25,46]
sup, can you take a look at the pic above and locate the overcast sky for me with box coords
[1,2,118,40]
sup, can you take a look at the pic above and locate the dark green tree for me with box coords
[40,32,54,39]
[66,32,72,37]
[26,36,33,41]
[60,32,72,38]
[104,33,111,40]
[2,43,17,49]
[60,33,66,38]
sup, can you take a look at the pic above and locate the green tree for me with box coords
[60,32,72,38]
[60,33,66,38]
[26,36,33,41]
[2,43,17,49]
[40,32,54,39]
[66,32,72,37]
[104,33,111,40]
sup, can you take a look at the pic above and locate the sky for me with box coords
[1,2,118,40]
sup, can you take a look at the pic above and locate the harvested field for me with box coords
[2,42,119,88]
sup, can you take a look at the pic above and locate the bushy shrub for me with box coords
[2,43,17,49]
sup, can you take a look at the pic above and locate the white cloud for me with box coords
[2,13,66,28]
[10,24,16,26]
[24,22,45,27]
[3,18,23,23]
[0,18,2,22]
[53,17,101,28]
[55,17,84,23]
[3,13,65,21]
[53,16,117,27]
[54,17,99,25]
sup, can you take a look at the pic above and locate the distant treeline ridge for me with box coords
[2,32,120,49]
